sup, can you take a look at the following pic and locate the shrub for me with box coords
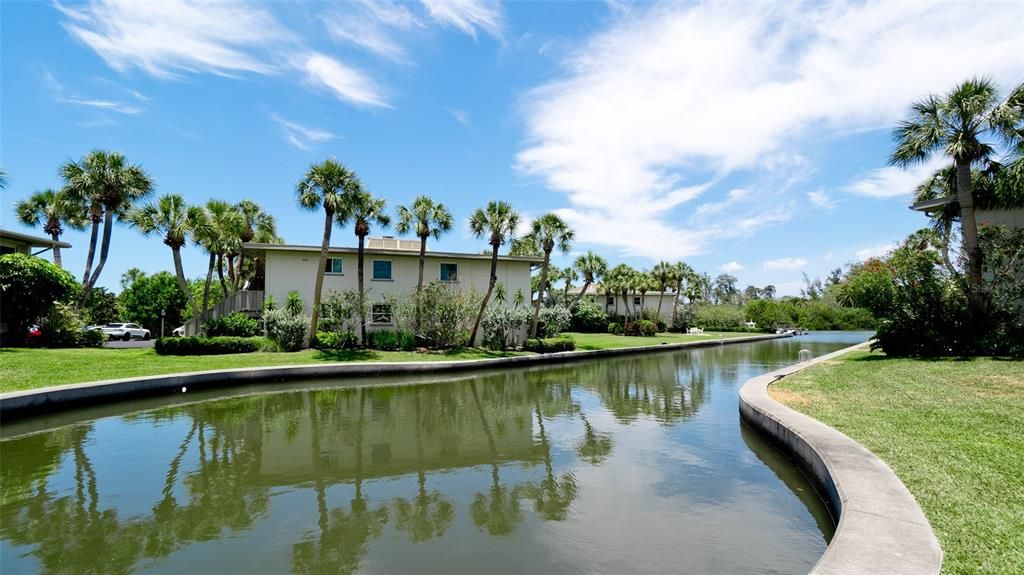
[622,321,641,336]
[523,335,576,353]
[655,319,667,333]
[263,307,309,352]
[285,290,304,316]
[639,319,658,336]
[367,330,416,351]
[319,290,365,334]
[77,328,105,348]
[0,254,79,346]
[398,281,476,349]
[692,304,746,331]
[570,299,608,332]
[204,312,259,337]
[537,305,572,337]
[312,330,359,350]
[607,322,623,335]
[670,306,694,332]
[33,302,104,348]
[155,336,262,355]
[482,305,531,350]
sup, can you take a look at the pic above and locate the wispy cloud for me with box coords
[271,113,337,151]
[720,261,743,272]
[842,157,947,198]
[856,243,895,261]
[420,0,504,39]
[322,0,423,62]
[43,70,143,115]
[807,189,837,209]
[299,52,390,108]
[61,97,141,114]
[447,107,470,126]
[763,257,808,271]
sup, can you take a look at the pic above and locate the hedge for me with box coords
[523,335,576,353]
[155,336,262,356]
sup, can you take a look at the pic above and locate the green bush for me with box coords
[570,299,608,332]
[398,281,475,349]
[367,330,416,351]
[0,254,79,346]
[692,304,746,331]
[263,307,308,352]
[537,305,572,337]
[482,305,531,350]
[204,312,259,337]
[524,335,576,353]
[77,328,105,348]
[155,336,262,355]
[607,322,623,335]
[639,319,658,336]
[312,330,359,350]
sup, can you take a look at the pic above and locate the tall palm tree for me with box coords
[233,199,279,290]
[127,194,202,321]
[468,201,520,345]
[188,204,217,323]
[890,78,1023,315]
[395,196,454,333]
[571,251,607,306]
[61,150,154,306]
[634,270,654,319]
[297,159,362,338]
[560,266,579,300]
[525,213,574,338]
[14,188,86,268]
[651,261,677,322]
[338,189,390,345]
[604,264,634,318]
[671,262,695,323]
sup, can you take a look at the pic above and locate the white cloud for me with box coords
[763,257,808,271]
[807,189,837,209]
[720,261,744,272]
[695,188,750,218]
[61,97,141,114]
[842,156,947,198]
[322,0,422,62]
[856,243,895,261]
[300,52,390,108]
[43,70,143,114]
[420,0,504,39]
[516,1,1020,260]
[271,113,337,151]
[447,107,470,126]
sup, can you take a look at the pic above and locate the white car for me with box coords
[172,325,186,337]
[101,323,151,341]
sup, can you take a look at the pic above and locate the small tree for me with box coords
[0,254,79,345]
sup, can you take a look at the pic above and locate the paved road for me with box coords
[104,339,155,349]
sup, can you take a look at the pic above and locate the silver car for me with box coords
[101,322,151,341]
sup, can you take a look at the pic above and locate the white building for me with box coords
[567,284,678,324]
[238,237,539,339]
[0,228,70,258]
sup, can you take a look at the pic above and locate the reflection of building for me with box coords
[0,228,70,257]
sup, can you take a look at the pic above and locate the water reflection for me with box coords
[1,333,866,574]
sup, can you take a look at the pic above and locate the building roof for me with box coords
[0,228,72,249]
[242,242,543,263]
[909,196,955,212]
[567,283,677,296]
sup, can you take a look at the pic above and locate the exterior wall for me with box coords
[264,249,534,336]
[582,293,677,323]
[977,208,1024,229]
[0,238,30,255]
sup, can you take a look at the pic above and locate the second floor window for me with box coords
[324,258,343,274]
[372,260,392,280]
[440,263,458,282]
[634,297,642,306]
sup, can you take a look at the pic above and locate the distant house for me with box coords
[235,237,540,339]
[0,228,70,258]
[909,197,1024,229]
[567,283,677,323]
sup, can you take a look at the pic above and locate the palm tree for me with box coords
[338,189,390,345]
[0,168,7,189]
[560,266,579,300]
[395,196,454,333]
[571,251,607,306]
[634,270,654,319]
[233,200,279,290]
[297,159,361,338]
[61,150,154,306]
[525,214,574,338]
[651,261,677,322]
[671,262,695,323]
[468,201,520,345]
[890,78,1023,315]
[604,264,634,318]
[127,194,202,321]
[14,189,86,268]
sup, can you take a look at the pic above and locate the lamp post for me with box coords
[159,309,165,338]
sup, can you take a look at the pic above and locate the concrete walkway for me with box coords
[739,342,942,575]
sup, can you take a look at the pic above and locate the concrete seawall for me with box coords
[738,342,943,575]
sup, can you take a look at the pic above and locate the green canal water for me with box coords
[1,332,869,574]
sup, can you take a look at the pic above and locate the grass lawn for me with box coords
[565,330,754,350]
[772,350,1024,575]
[0,347,526,393]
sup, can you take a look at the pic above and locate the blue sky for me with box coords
[2,1,1022,295]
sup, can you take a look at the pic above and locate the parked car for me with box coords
[27,324,42,341]
[101,323,151,341]
[172,325,186,337]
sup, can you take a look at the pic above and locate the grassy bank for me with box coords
[772,351,1024,575]
[0,347,526,393]
[565,331,752,350]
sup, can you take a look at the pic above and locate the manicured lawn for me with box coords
[772,350,1024,575]
[565,330,754,350]
[0,347,527,393]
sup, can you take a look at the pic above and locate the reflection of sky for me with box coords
[2,332,867,574]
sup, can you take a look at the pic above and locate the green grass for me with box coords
[565,330,755,350]
[0,347,527,393]
[772,351,1024,575]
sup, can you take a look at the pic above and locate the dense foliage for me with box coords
[118,269,189,336]
[537,305,572,337]
[0,254,80,345]
[263,294,309,352]
[155,336,262,355]
[203,312,259,337]
[523,335,576,353]
[398,281,476,349]
[312,330,360,350]
[366,330,416,351]
[569,299,608,332]
[481,305,531,350]
[81,287,121,326]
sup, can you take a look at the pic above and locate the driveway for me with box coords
[104,339,155,349]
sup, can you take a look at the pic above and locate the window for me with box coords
[606,296,614,305]
[372,260,392,280]
[440,263,458,282]
[371,303,393,324]
[324,258,343,274]
[633,297,641,306]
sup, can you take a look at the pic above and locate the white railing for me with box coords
[183,290,264,336]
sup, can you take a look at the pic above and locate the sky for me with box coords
[2,0,1022,296]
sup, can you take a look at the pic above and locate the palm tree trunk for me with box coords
[50,231,63,268]
[469,246,500,345]
[309,208,334,339]
[202,252,215,323]
[416,234,427,334]
[656,286,665,322]
[81,208,115,306]
[227,254,238,291]
[172,246,200,322]
[81,212,101,287]
[216,253,229,298]
[572,280,590,307]
[531,250,551,337]
[357,232,367,345]
[672,278,682,323]
[235,251,246,291]
[956,157,984,315]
